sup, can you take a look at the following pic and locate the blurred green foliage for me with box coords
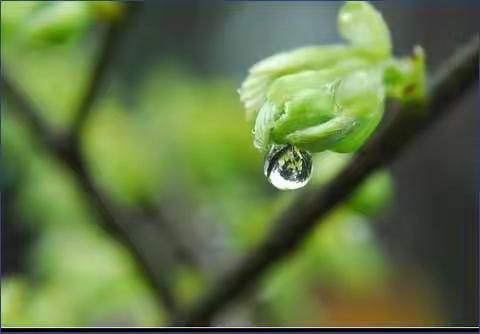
[1,1,439,327]
[1,1,125,46]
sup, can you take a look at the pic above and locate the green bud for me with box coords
[240,1,426,154]
[384,46,427,104]
[338,1,392,59]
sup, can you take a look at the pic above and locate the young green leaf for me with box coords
[239,1,426,157]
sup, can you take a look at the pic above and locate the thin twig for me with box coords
[173,36,479,326]
[1,74,180,319]
[138,204,201,269]
[1,2,182,320]
[69,2,141,143]
[70,0,200,273]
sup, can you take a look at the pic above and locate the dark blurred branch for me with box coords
[173,36,479,326]
[138,204,201,269]
[70,0,199,274]
[1,78,63,153]
[69,2,141,143]
[1,2,184,320]
[1,72,180,321]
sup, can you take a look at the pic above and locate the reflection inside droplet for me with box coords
[264,145,313,190]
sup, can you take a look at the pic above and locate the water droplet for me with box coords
[264,145,313,190]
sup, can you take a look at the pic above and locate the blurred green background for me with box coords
[1,1,478,327]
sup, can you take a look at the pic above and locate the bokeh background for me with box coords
[1,1,478,327]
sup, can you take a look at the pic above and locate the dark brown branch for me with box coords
[173,36,479,326]
[70,0,199,277]
[69,2,141,142]
[1,73,180,319]
[1,2,182,319]
[1,78,62,152]
[137,204,201,269]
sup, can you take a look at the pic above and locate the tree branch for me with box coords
[1,2,183,320]
[69,2,141,143]
[1,71,181,321]
[137,204,202,269]
[173,35,479,326]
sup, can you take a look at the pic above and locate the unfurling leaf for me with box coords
[239,1,426,155]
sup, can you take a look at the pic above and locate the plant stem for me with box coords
[1,2,183,321]
[173,35,479,327]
